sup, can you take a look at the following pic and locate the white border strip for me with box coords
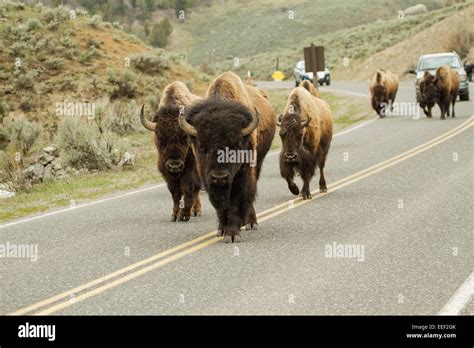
[0,184,165,230]
[439,271,474,315]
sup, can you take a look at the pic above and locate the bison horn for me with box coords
[276,114,283,127]
[301,114,311,128]
[178,112,198,137]
[140,104,157,132]
[241,108,260,136]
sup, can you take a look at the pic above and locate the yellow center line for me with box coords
[8,116,472,315]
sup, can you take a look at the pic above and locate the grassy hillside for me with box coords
[340,4,474,80]
[164,0,471,80]
[0,2,209,127]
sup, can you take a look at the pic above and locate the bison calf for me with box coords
[278,87,333,199]
[140,82,202,222]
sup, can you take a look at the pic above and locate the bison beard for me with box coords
[180,99,259,243]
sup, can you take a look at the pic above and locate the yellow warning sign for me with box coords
[272,70,285,81]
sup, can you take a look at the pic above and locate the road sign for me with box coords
[272,70,285,81]
[304,44,325,88]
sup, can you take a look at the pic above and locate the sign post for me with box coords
[303,44,325,89]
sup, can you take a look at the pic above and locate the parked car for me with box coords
[293,60,330,87]
[409,51,469,101]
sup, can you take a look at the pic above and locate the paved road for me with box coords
[1,81,472,315]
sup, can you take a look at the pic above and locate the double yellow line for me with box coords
[9,116,473,315]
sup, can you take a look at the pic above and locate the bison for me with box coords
[179,72,276,242]
[370,69,399,117]
[277,86,333,199]
[299,80,320,98]
[419,71,438,118]
[426,65,459,120]
[140,81,202,222]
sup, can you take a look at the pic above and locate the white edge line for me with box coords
[321,88,369,98]
[0,184,165,230]
[439,271,474,315]
[0,108,377,230]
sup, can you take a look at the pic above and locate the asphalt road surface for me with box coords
[1,81,473,315]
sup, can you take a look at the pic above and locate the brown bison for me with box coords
[277,86,333,199]
[420,65,460,119]
[179,72,276,242]
[419,71,438,118]
[140,81,202,222]
[299,80,320,98]
[370,69,399,117]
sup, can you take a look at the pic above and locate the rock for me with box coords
[55,169,67,178]
[39,154,55,166]
[25,163,45,180]
[43,144,59,157]
[119,151,134,167]
[44,165,53,179]
[53,161,63,171]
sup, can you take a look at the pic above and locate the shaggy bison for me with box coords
[179,72,276,242]
[419,72,437,118]
[299,80,320,98]
[370,69,399,117]
[421,65,460,119]
[140,81,202,222]
[277,86,333,199]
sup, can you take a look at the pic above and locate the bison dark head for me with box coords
[140,104,191,177]
[179,100,258,206]
[372,84,388,113]
[420,72,440,106]
[276,106,311,163]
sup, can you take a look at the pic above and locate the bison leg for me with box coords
[216,209,227,237]
[245,203,258,230]
[192,194,202,217]
[223,206,242,243]
[281,164,299,195]
[170,190,182,222]
[300,172,312,200]
[451,97,456,118]
[318,160,328,193]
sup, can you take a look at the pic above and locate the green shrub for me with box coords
[45,57,64,71]
[26,18,42,31]
[10,41,28,56]
[107,68,137,99]
[13,70,37,90]
[0,115,41,155]
[107,100,139,134]
[0,147,32,193]
[148,17,172,48]
[56,117,125,170]
[130,49,171,73]
[87,14,102,28]
[19,96,35,112]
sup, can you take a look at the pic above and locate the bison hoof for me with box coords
[320,187,327,193]
[177,213,190,222]
[245,223,258,230]
[170,214,177,222]
[193,209,202,217]
[289,183,299,195]
[217,229,224,237]
[301,191,312,200]
[223,232,241,243]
